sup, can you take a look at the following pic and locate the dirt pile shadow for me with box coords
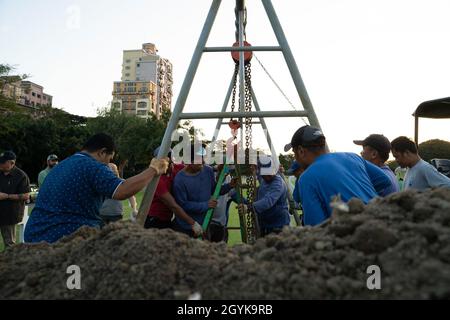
[1,188,450,299]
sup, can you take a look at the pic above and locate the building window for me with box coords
[125,73,130,77]
[137,63,140,67]
[43,96,47,100]
[32,92,36,96]
[125,66,130,70]
[113,102,121,109]
[37,94,41,98]
[137,101,147,109]
[126,59,131,63]
[137,110,147,116]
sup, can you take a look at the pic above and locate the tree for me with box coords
[279,153,295,171]
[0,64,28,111]
[86,108,169,177]
[0,107,89,182]
[418,139,450,162]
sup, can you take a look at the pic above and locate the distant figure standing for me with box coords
[0,151,31,248]
[38,154,59,187]
[391,136,450,190]
[99,163,137,224]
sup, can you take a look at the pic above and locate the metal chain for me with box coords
[244,62,258,244]
[230,63,239,115]
[234,5,247,42]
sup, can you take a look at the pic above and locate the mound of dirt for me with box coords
[1,188,450,299]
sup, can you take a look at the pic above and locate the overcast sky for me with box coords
[1,0,449,156]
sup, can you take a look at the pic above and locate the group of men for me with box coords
[1,125,450,248]
[285,126,450,226]
[145,144,290,240]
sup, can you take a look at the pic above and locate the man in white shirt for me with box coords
[391,136,450,190]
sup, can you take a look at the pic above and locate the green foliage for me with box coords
[0,63,170,181]
[85,108,169,177]
[0,108,90,182]
[386,160,399,171]
[418,139,450,162]
[0,64,29,112]
[279,153,295,171]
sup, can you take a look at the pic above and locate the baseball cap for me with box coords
[257,156,278,176]
[286,161,301,175]
[47,154,59,161]
[353,134,391,155]
[0,151,16,164]
[284,125,325,152]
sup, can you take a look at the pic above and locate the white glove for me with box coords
[191,221,203,237]
[130,209,138,222]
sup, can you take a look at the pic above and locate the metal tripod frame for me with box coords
[137,0,325,225]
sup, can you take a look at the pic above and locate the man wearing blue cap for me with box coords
[285,125,392,226]
[0,151,30,247]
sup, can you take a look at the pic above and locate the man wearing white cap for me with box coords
[38,154,59,187]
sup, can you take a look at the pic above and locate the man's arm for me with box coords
[172,180,210,214]
[299,175,328,226]
[128,195,137,211]
[252,178,284,214]
[3,174,31,202]
[37,171,44,187]
[424,166,450,188]
[113,159,168,200]
[363,160,391,195]
[0,192,30,201]
[159,192,196,226]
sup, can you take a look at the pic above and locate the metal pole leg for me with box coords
[136,0,222,226]
[261,0,323,133]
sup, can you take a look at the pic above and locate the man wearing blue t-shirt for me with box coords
[353,134,399,196]
[172,145,234,238]
[284,125,391,226]
[24,133,168,243]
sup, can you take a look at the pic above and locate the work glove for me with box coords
[191,221,203,237]
[150,158,169,175]
[130,209,138,222]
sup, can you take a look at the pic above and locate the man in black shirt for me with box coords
[0,151,30,247]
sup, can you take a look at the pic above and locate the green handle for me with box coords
[202,164,229,232]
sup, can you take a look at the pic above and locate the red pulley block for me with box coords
[228,119,241,130]
[231,41,253,64]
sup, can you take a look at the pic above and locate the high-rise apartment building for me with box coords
[112,42,173,119]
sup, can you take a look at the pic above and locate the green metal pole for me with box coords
[202,164,230,232]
